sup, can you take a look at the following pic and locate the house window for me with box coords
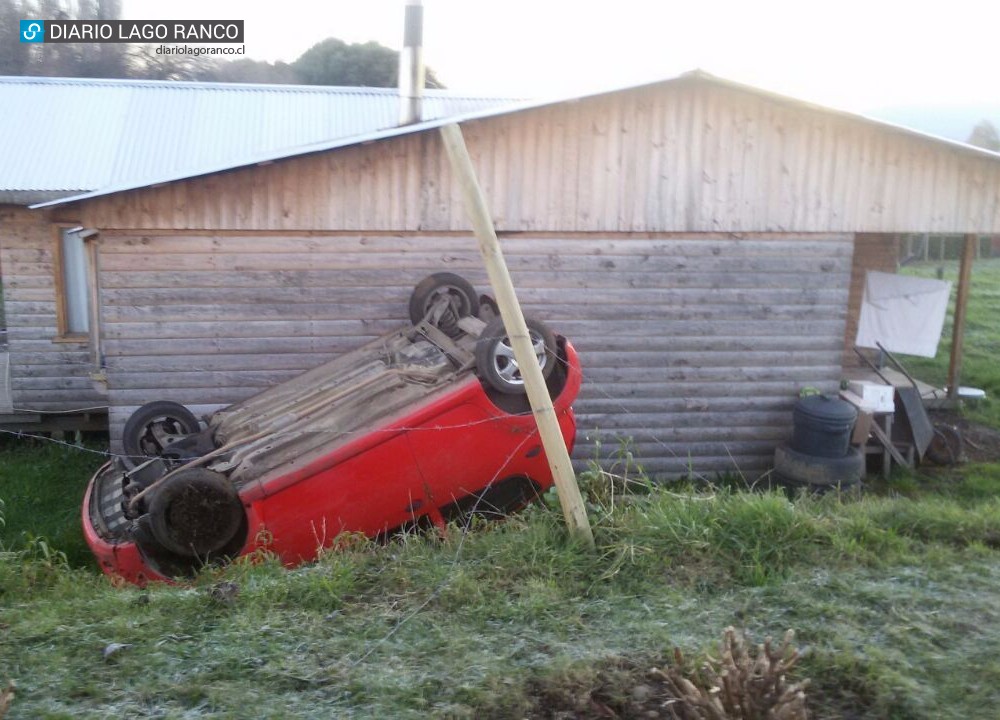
[56,227,93,338]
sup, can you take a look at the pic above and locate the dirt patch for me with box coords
[520,658,884,720]
[521,657,693,720]
[926,409,1000,464]
[520,658,862,720]
[521,629,820,720]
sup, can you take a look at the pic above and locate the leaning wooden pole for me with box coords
[946,234,977,402]
[439,123,594,546]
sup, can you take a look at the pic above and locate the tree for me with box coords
[127,44,215,82]
[291,38,443,88]
[0,0,128,78]
[0,0,33,75]
[967,119,1000,152]
[0,4,446,90]
[200,58,299,85]
[85,0,129,79]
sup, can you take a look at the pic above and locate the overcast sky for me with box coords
[123,0,999,114]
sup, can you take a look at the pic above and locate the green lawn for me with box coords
[901,257,1000,428]
[2,464,1000,718]
[0,439,104,568]
[1,258,999,718]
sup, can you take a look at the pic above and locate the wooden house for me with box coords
[0,75,509,432]
[8,71,1000,477]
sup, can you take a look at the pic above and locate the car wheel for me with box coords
[925,424,964,465]
[147,468,244,558]
[773,443,865,488]
[475,316,557,395]
[408,272,480,337]
[122,401,200,460]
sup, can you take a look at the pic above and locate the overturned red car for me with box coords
[83,273,581,584]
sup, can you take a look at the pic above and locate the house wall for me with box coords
[0,206,106,411]
[72,80,1000,236]
[97,230,851,477]
[51,77,1000,473]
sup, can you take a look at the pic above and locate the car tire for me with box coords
[147,468,244,558]
[408,272,480,337]
[475,316,557,395]
[925,424,964,465]
[122,401,200,461]
[773,443,865,488]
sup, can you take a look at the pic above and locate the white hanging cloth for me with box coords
[855,271,952,358]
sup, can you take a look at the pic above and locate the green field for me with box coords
[901,257,1000,428]
[3,452,1000,717]
[0,439,104,568]
[1,258,999,718]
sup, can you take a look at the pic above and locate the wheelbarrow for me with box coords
[853,343,963,465]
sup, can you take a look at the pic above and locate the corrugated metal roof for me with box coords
[0,75,516,203]
[30,70,1000,211]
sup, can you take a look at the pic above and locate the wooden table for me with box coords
[840,390,914,479]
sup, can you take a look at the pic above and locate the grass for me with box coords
[2,465,1000,718]
[0,438,105,568]
[1,257,999,717]
[901,257,1000,427]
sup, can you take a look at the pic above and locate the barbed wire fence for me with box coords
[1,335,737,478]
[0,335,763,665]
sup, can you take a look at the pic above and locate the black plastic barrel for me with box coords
[790,395,857,458]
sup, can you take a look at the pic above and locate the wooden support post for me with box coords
[439,123,594,547]
[947,234,976,401]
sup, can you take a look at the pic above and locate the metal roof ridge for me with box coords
[0,74,517,100]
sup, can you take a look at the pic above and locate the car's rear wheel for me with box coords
[408,272,479,337]
[122,401,200,461]
[475,316,556,394]
[147,468,245,558]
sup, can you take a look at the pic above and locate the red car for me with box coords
[83,273,581,585]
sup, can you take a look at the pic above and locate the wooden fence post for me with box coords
[946,234,976,401]
[439,123,594,547]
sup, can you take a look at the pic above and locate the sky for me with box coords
[121,1,1000,119]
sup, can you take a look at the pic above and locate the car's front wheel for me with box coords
[475,316,557,394]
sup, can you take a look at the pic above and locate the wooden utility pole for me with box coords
[946,234,976,402]
[439,123,594,546]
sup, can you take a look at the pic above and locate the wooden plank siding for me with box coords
[72,80,1000,236]
[99,231,851,477]
[0,206,107,411]
[33,75,1000,471]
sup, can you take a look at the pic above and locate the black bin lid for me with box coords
[793,394,858,423]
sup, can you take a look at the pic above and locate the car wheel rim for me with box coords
[492,330,547,386]
[138,416,188,455]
